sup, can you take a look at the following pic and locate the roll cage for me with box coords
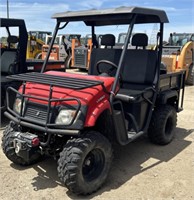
[42,6,169,97]
[0,18,28,73]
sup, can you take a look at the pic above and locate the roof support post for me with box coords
[110,14,137,103]
[41,21,69,73]
[41,22,60,73]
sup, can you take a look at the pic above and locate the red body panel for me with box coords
[20,71,115,127]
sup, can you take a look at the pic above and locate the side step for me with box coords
[112,101,144,145]
[127,131,144,141]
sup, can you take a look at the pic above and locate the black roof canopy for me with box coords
[0,18,27,27]
[52,6,169,26]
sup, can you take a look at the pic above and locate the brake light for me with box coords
[31,138,40,147]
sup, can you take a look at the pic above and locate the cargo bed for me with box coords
[159,71,185,91]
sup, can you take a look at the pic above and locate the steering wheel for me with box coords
[95,60,118,77]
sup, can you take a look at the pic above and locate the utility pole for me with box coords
[149,23,158,45]
[7,0,9,18]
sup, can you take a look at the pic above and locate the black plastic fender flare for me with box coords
[158,90,178,104]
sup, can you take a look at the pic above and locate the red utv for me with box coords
[2,6,185,195]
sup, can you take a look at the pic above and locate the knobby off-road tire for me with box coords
[57,131,113,195]
[35,52,42,59]
[148,105,177,145]
[1,122,42,166]
[186,64,194,85]
[65,55,72,69]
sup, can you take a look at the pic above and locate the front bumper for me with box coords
[4,111,80,135]
[5,86,88,135]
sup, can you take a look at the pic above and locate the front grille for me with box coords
[74,48,87,67]
[24,104,49,124]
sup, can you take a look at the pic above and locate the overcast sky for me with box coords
[0,0,193,40]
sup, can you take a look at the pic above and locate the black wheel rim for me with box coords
[82,149,105,182]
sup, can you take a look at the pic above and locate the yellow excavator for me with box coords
[162,33,194,85]
[26,31,51,59]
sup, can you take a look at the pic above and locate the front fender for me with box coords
[84,99,111,127]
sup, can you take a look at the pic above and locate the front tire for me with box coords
[65,55,72,69]
[148,105,177,145]
[57,131,113,195]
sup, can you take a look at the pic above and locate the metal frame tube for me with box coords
[110,14,137,103]
[41,21,69,73]
[41,22,60,73]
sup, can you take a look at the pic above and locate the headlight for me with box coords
[13,98,25,114]
[55,109,79,125]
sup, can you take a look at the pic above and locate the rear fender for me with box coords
[84,99,111,127]
[159,90,178,104]
[158,90,178,110]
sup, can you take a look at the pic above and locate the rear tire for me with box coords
[186,64,194,85]
[148,105,177,145]
[57,131,113,195]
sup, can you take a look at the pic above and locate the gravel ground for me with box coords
[0,85,193,200]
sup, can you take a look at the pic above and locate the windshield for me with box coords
[30,31,51,42]
[46,36,60,45]
[169,34,193,46]
[68,35,81,41]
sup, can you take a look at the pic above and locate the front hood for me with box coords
[21,71,115,106]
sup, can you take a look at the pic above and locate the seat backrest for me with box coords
[6,35,19,51]
[121,33,157,88]
[101,34,115,48]
[89,33,157,84]
[1,35,19,75]
[121,50,157,86]
[131,33,148,49]
[89,48,122,75]
[89,34,122,75]
[7,35,19,45]
[1,51,17,75]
